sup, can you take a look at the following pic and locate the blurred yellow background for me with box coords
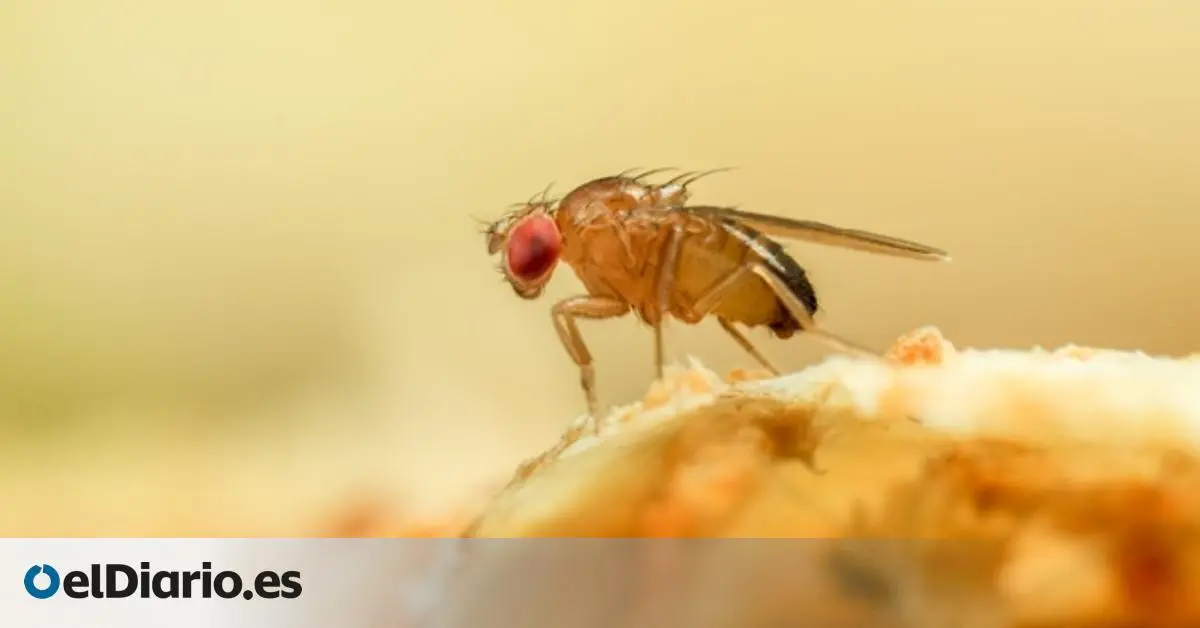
[2,1,1199,535]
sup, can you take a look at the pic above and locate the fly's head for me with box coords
[484,198,562,300]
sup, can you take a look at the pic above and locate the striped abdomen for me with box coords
[671,217,818,338]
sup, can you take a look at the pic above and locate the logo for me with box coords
[24,564,61,599]
[21,562,301,600]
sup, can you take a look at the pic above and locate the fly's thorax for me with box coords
[552,181,648,266]
[648,182,689,208]
[557,213,673,312]
[556,177,645,221]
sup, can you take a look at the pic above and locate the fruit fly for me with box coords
[482,168,949,417]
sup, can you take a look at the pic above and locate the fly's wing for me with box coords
[683,206,950,262]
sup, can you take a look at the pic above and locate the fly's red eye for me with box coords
[506,215,561,282]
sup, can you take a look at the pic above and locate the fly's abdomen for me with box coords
[664,229,769,331]
[672,221,818,338]
[751,232,819,338]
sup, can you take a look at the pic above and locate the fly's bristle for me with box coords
[665,167,737,188]
[628,166,679,181]
[664,170,697,185]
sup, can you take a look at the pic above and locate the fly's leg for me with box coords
[751,264,920,423]
[684,262,882,363]
[550,296,630,419]
[684,264,780,374]
[653,325,665,380]
[747,264,882,359]
[717,318,780,375]
[653,224,687,380]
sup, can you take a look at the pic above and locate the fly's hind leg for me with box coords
[550,296,630,420]
[685,261,882,364]
[684,265,779,374]
[716,318,780,375]
[751,264,921,423]
[747,265,882,359]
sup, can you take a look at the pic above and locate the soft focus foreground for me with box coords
[421,328,1200,627]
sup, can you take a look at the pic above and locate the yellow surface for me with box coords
[2,1,1200,535]
[448,331,1200,625]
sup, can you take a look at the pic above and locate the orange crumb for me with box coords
[643,380,675,409]
[684,370,715,394]
[886,325,953,366]
[727,367,775,383]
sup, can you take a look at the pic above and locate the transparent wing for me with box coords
[682,205,950,261]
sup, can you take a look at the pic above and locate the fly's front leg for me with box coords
[550,296,630,418]
[653,224,686,380]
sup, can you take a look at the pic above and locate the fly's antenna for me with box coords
[534,181,556,207]
[505,181,558,211]
[526,181,555,206]
[471,214,494,234]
